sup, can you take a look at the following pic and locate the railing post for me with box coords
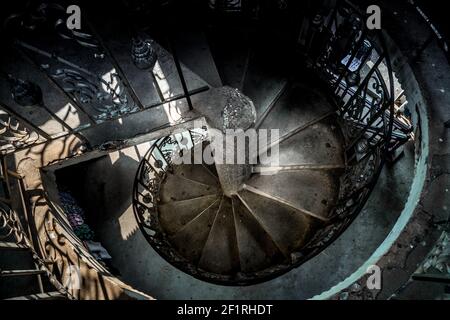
[167,37,194,111]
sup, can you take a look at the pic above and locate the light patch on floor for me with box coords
[101,68,122,104]
[136,142,153,158]
[118,204,139,241]
[108,143,151,165]
[55,103,82,129]
[153,61,183,124]
[109,151,120,165]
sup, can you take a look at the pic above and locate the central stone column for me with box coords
[203,87,257,197]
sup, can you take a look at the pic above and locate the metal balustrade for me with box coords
[0,162,71,300]
[0,1,207,155]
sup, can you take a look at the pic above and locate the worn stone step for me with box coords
[160,170,220,203]
[237,189,315,257]
[246,170,340,220]
[172,30,223,88]
[171,162,220,188]
[159,194,220,235]
[169,198,222,263]
[0,242,28,250]
[257,83,334,138]
[268,117,345,167]
[198,197,240,275]
[232,196,285,273]
[0,269,45,277]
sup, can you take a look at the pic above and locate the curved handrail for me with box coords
[0,200,72,299]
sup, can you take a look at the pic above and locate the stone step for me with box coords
[206,28,252,90]
[171,30,223,88]
[0,242,28,250]
[265,117,345,167]
[246,170,340,220]
[171,162,220,188]
[191,142,219,180]
[232,196,285,273]
[243,184,328,222]
[257,83,335,138]
[253,81,288,129]
[198,197,240,275]
[159,195,220,235]
[237,189,315,257]
[160,170,220,203]
[169,198,222,264]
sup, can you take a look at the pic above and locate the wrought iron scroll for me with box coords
[0,200,71,298]
[0,109,45,154]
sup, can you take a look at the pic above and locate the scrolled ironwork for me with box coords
[52,68,139,121]
[133,129,211,276]
[296,0,402,256]
[0,112,41,152]
[0,200,71,298]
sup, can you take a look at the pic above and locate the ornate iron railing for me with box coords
[0,1,208,155]
[295,0,399,254]
[0,110,43,153]
[132,128,211,279]
[0,179,71,299]
[133,130,208,227]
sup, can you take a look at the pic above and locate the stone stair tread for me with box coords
[198,197,240,275]
[159,194,221,235]
[243,68,287,119]
[171,162,219,188]
[232,197,285,273]
[160,171,219,203]
[273,118,345,167]
[0,247,36,271]
[246,170,339,219]
[171,30,223,88]
[238,190,315,256]
[258,83,334,137]
[169,198,222,263]
[191,142,219,179]
[207,29,251,89]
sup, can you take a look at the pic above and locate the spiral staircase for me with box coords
[0,0,449,300]
[133,78,347,284]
